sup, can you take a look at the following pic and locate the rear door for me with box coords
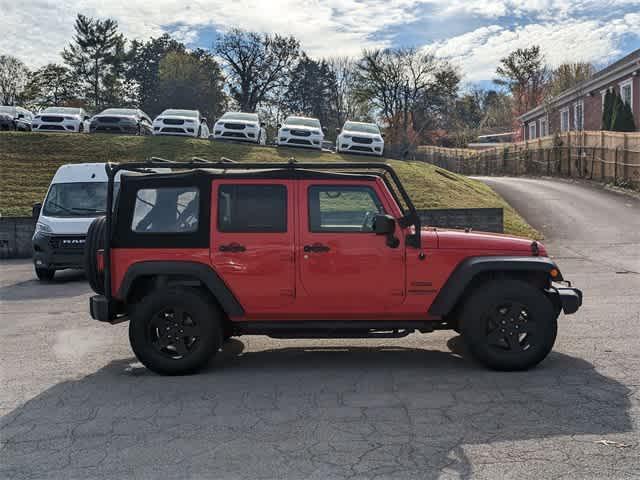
[210,180,295,315]
[296,179,405,315]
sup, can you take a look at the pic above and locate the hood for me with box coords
[341,129,381,138]
[432,228,545,255]
[282,124,321,132]
[218,119,258,127]
[156,115,199,122]
[38,214,99,235]
[93,114,136,121]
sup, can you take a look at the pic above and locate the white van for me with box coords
[32,163,117,280]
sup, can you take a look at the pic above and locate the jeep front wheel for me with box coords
[459,279,558,371]
[129,287,222,375]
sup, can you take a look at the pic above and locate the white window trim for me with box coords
[539,115,548,137]
[574,100,584,131]
[528,122,536,140]
[560,107,570,132]
[600,89,609,110]
[619,79,633,112]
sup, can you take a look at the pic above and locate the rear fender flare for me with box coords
[117,261,244,317]
[428,256,559,317]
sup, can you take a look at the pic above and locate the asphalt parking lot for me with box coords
[1,178,639,479]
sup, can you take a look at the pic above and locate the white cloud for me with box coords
[0,0,638,84]
[426,15,640,83]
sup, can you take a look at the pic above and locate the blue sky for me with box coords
[2,0,639,85]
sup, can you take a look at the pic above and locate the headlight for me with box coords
[281,128,290,132]
[64,116,75,120]
[374,136,383,142]
[343,135,351,139]
[184,119,195,123]
[311,130,321,135]
[34,115,41,120]
[35,222,52,234]
[120,119,137,125]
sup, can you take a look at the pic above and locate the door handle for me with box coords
[219,242,246,253]
[303,243,330,253]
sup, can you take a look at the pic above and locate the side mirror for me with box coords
[201,117,207,123]
[373,214,395,235]
[322,126,327,132]
[277,123,281,128]
[260,121,266,127]
[84,116,90,121]
[373,214,399,248]
[335,127,341,133]
[381,133,386,138]
[32,203,42,219]
[18,114,25,119]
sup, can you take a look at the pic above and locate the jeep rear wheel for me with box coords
[129,287,222,375]
[459,279,557,371]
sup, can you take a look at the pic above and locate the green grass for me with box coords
[0,132,537,237]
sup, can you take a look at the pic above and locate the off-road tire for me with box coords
[84,216,106,294]
[129,287,223,375]
[35,267,55,281]
[459,279,557,371]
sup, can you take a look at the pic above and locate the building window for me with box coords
[540,117,548,137]
[619,79,633,112]
[528,122,536,139]
[560,108,570,132]
[574,100,584,131]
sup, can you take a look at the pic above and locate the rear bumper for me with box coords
[549,284,583,315]
[90,295,128,323]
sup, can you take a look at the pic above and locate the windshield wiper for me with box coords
[71,207,104,213]
[46,200,75,214]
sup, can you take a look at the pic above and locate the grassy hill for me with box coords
[0,132,537,237]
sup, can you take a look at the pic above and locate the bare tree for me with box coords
[215,29,300,112]
[355,48,454,149]
[327,56,367,126]
[0,55,29,105]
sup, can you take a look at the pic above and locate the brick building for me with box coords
[519,49,640,140]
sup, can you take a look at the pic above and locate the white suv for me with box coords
[152,109,209,138]
[32,107,91,133]
[212,112,266,144]
[277,116,325,150]
[336,121,384,156]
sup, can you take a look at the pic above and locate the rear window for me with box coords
[131,187,199,233]
[218,185,286,232]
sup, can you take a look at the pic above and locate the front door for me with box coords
[297,180,405,316]
[210,180,295,315]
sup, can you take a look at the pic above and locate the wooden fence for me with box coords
[399,131,640,189]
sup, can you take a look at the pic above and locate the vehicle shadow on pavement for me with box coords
[0,269,90,301]
[1,338,633,480]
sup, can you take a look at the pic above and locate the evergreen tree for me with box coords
[612,93,636,132]
[62,14,126,110]
[602,89,613,130]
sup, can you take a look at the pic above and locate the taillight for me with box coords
[96,249,104,272]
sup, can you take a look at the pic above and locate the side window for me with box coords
[218,184,286,232]
[131,187,199,233]
[308,185,384,233]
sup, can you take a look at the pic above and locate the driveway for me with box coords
[1,177,639,479]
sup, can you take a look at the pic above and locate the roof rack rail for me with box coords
[147,156,172,163]
[191,157,210,163]
[219,156,237,163]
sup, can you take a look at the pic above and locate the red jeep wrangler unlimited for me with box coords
[85,160,582,375]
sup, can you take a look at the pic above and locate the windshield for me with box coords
[343,122,380,134]
[221,112,258,122]
[162,109,198,118]
[101,109,137,116]
[44,107,81,115]
[0,106,16,115]
[43,182,118,217]
[285,117,321,128]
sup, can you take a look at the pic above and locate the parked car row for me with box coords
[1,104,385,156]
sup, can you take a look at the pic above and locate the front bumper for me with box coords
[90,295,128,323]
[32,232,86,270]
[549,283,583,314]
[278,132,322,149]
[153,123,198,136]
[338,139,384,156]
[32,121,79,132]
[90,124,138,134]
[213,127,260,142]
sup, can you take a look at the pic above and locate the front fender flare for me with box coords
[428,256,559,317]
